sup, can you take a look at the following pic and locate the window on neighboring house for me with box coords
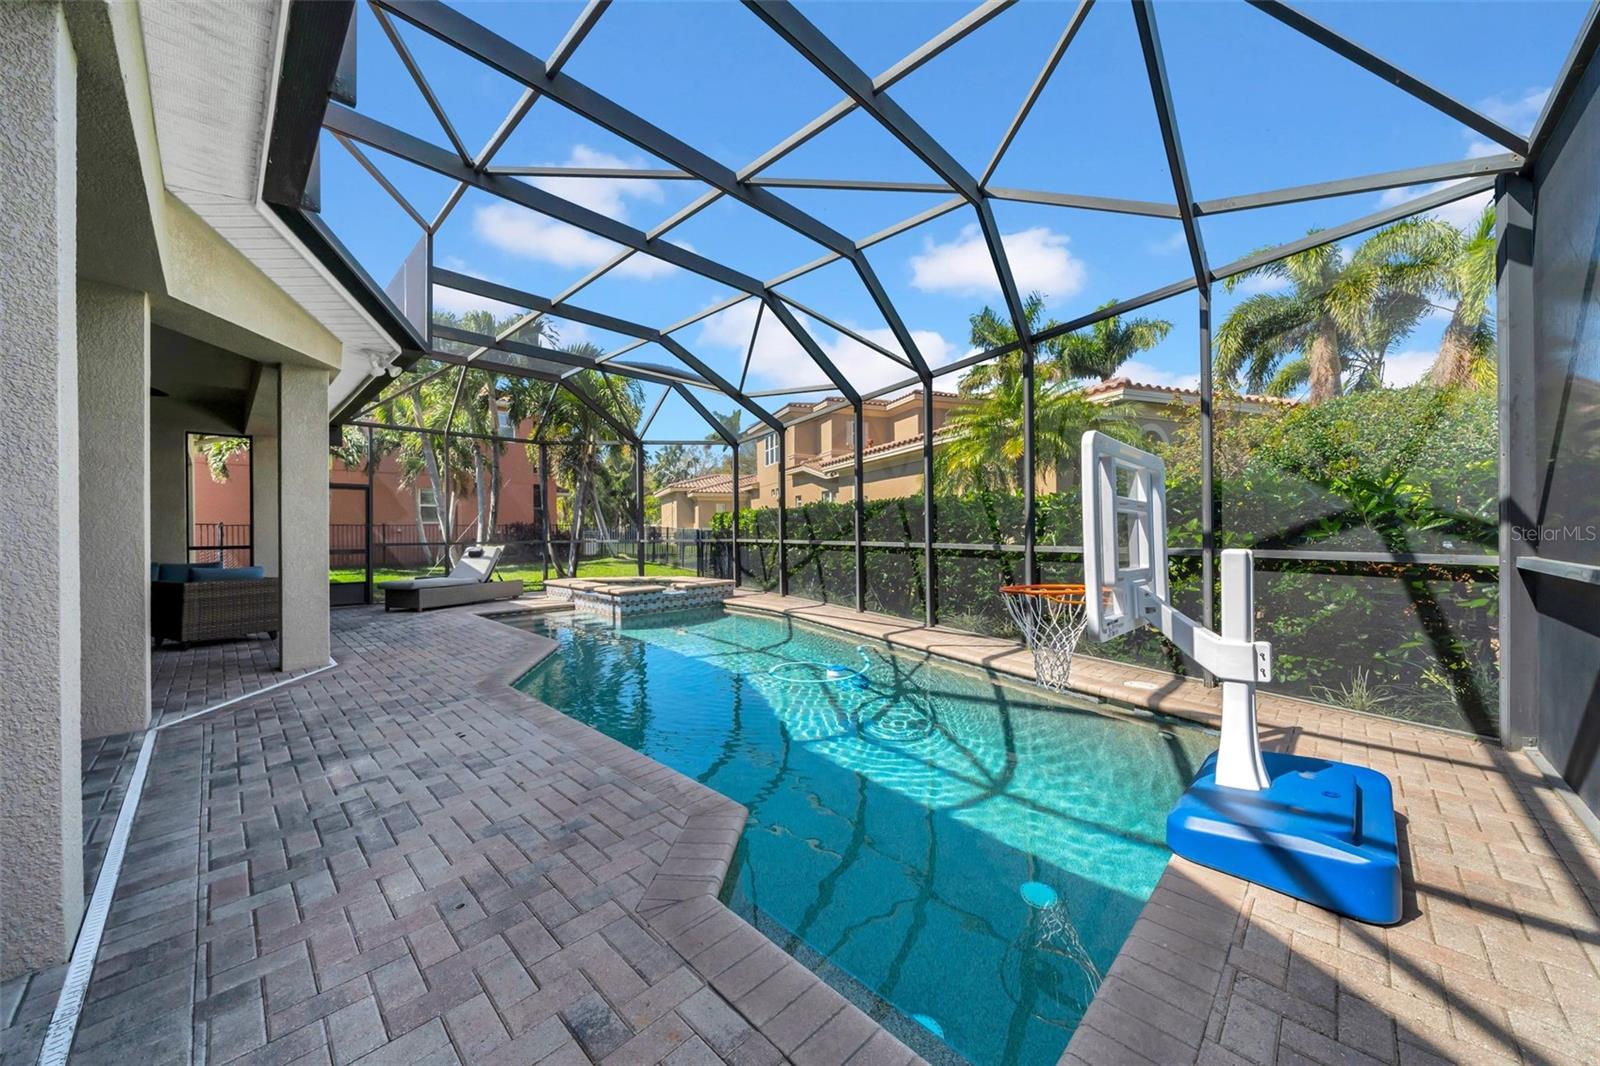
[822,489,836,503]
[419,488,441,529]
[763,432,779,465]
[842,419,855,447]
[497,409,514,436]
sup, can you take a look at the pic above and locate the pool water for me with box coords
[507,609,1214,1066]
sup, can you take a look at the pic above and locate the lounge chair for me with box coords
[380,545,524,612]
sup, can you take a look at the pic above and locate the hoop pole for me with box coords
[1214,550,1271,790]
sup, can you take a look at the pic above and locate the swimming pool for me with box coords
[506,608,1214,1066]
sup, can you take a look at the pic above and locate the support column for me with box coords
[921,386,936,625]
[0,0,83,978]
[78,280,151,738]
[1022,345,1037,585]
[248,366,281,576]
[731,446,741,586]
[1497,174,1537,748]
[278,364,330,670]
[854,402,865,613]
[776,436,788,595]
[1199,282,1216,636]
[633,445,645,577]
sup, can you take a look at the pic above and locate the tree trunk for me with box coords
[543,490,566,578]
[568,468,591,576]
[1307,318,1341,403]
[418,437,450,566]
[1430,311,1476,388]
[489,444,501,539]
[472,447,489,545]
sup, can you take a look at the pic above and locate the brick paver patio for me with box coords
[5,596,1599,1066]
[2,605,918,1066]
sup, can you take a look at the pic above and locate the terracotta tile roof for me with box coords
[816,427,959,470]
[764,387,968,423]
[654,471,750,496]
[1083,376,1298,407]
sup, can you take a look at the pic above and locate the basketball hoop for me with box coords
[1000,584,1090,692]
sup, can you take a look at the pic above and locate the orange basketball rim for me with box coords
[998,583,1088,605]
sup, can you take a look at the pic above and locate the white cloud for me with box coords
[1147,229,1187,256]
[1478,87,1549,135]
[472,201,684,281]
[430,257,523,318]
[1383,349,1436,387]
[470,145,689,281]
[1368,89,1547,231]
[695,300,953,394]
[431,283,522,319]
[1107,360,1199,391]
[909,224,1087,300]
[522,145,665,219]
[1376,178,1492,230]
[1232,273,1292,296]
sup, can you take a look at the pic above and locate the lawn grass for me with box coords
[330,556,697,594]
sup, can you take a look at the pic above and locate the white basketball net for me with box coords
[1001,585,1090,692]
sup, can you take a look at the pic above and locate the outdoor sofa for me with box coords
[380,545,523,612]
[151,562,280,646]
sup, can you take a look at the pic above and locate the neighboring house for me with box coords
[669,381,1299,520]
[654,472,757,532]
[743,389,972,508]
[329,411,562,562]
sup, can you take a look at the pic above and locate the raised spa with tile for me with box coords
[541,575,735,622]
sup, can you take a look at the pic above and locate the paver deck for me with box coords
[5,594,1599,1066]
[1,604,918,1066]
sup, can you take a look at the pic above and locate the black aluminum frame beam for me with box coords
[430,323,698,389]
[1131,0,1208,289]
[1247,0,1530,157]
[375,0,931,377]
[981,0,1093,187]
[430,268,783,432]
[325,103,767,294]
[1527,0,1600,166]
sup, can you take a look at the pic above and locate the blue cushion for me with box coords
[156,563,191,582]
[151,563,160,581]
[189,566,265,582]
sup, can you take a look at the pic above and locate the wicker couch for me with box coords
[152,577,280,646]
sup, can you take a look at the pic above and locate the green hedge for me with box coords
[710,385,1500,735]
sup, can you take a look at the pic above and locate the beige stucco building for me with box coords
[654,472,756,531]
[651,380,1296,528]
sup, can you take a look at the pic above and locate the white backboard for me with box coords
[1081,431,1169,641]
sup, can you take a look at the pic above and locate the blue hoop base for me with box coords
[1167,751,1402,925]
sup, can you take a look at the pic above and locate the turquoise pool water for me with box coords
[507,609,1214,1066]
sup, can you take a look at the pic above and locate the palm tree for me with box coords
[1216,220,1446,402]
[535,349,643,576]
[1428,204,1496,388]
[936,293,1165,493]
[960,293,1173,391]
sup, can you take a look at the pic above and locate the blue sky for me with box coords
[319,0,1588,442]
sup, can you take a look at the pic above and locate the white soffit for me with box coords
[138,0,396,414]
